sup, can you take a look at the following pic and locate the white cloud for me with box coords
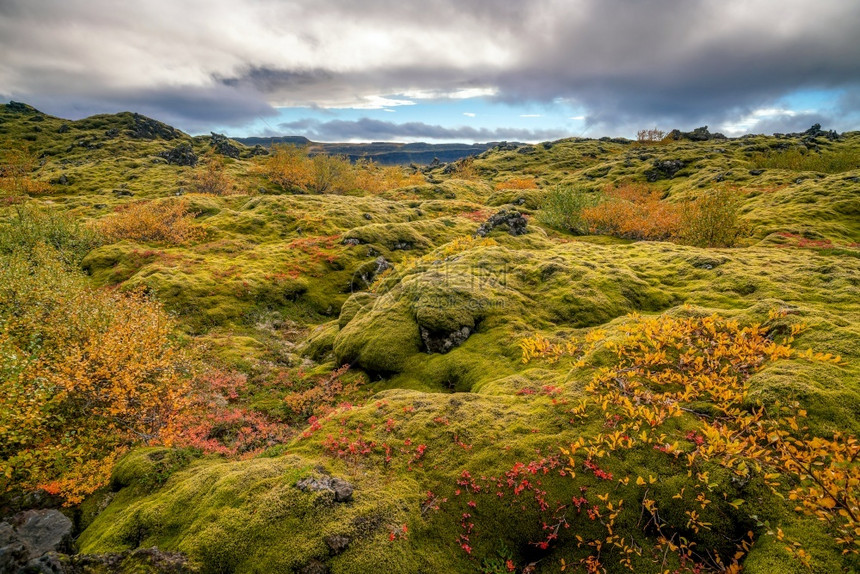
[569,115,586,120]
[721,106,798,134]
[400,87,499,100]
[463,112,476,117]
[519,114,542,118]
[315,95,415,110]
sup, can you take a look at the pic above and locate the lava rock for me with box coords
[300,560,330,574]
[802,123,839,141]
[158,142,198,167]
[350,256,391,291]
[475,209,528,237]
[247,144,269,157]
[209,133,240,158]
[667,126,726,141]
[296,474,354,503]
[128,113,178,140]
[324,534,350,555]
[494,141,521,151]
[420,325,471,354]
[645,159,685,182]
[749,169,765,176]
[0,510,73,571]
[65,547,196,573]
[6,101,37,114]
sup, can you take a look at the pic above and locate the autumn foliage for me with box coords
[540,182,747,246]
[189,151,236,195]
[581,183,681,240]
[0,256,191,503]
[502,311,855,571]
[0,143,51,196]
[259,144,424,194]
[495,177,538,190]
[636,128,666,145]
[170,370,289,457]
[95,198,203,244]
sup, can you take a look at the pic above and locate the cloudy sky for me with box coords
[1,0,859,142]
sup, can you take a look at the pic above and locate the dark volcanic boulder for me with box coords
[667,126,726,141]
[247,144,269,157]
[646,159,685,181]
[159,142,198,166]
[475,209,528,237]
[296,473,354,503]
[323,534,350,555]
[128,113,179,140]
[801,123,839,141]
[420,325,471,354]
[0,509,73,571]
[210,132,240,158]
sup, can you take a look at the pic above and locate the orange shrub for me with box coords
[261,145,424,194]
[96,198,203,244]
[581,183,681,240]
[636,128,666,145]
[0,254,192,503]
[495,177,538,190]
[0,143,51,196]
[452,157,478,180]
[190,151,236,195]
[259,144,313,190]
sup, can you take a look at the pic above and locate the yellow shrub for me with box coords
[0,247,191,503]
[581,183,681,240]
[96,199,203,244]
[0,143,51,196]
[495,177,538,190]
[190,152,236,195]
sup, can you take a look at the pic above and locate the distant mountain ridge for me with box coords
[232,136,514,165]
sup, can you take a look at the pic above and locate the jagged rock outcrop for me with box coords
[475,209,528,237]
[645,159,685,181]
[0,509,73,572]
[158,142,198,166]
[667,126,726,141]
[774,123,840,142]
[209,132,240,158]
[128,113,179,140]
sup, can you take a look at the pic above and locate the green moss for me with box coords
[4,106,860,572]
[301,320,339,362]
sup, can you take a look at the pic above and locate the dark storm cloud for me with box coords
[1,0,858,136]
[278,118,568,142]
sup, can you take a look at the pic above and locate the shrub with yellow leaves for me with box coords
[0,246,192,504]
[95,198,203,245]
[509,312,855,571]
